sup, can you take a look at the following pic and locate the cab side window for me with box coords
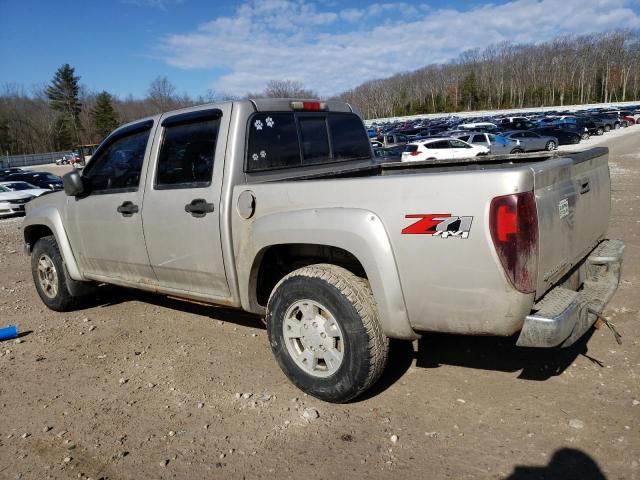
[83,128,151,193]
[156,118,219,189]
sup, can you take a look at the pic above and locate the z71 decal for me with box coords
[402,214,473,239]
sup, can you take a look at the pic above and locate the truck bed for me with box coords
[263,148,608,182]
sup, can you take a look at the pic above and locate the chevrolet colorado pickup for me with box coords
[22,99,624,402]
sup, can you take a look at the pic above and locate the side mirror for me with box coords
[62,170,85,196]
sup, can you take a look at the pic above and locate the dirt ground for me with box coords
[0,131,638,480]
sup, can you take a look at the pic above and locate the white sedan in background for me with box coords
[401,138,490,162]
[0,186,34,217]
[0,181,50,197]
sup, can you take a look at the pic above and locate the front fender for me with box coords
[23,205,83,281]
[238,208,417,340]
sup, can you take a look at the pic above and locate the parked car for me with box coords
[373,145,404,163]
[458,122,498,131]
[452,132,524,155]
[497,119,536,131]
[574,116,606,136]
[0,186,34,217]
[0,181,50,197]
[56,153,80,165]
[401,138,489,162]
[502,131,559,152]
[530,127,581,145]
[0,167,24,181]
[5,172,63,190]
[374,133,410,148]
[619,110,640,123]
[618,112,638,126]
[591,114,619,132]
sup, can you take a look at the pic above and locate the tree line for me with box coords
[0,71,316,155]
[1,29,638,155]
[337,30,640,119]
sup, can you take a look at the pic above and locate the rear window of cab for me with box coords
[245,112,371,172]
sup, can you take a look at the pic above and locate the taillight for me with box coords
[489,191,538,293]
[410,150,420,156]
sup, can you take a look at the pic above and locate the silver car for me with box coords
[503,130,559,152]
[452,132,524,155]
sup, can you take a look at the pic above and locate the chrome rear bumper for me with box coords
[516,239,625,348]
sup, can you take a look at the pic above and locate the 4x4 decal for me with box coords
[402,214,473,239]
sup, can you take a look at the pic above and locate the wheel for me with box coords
[581,132,590,140]
[31,236,80,312]
[597,128,604,135]
[510,148,524,154]
[266,264,389,403]
[604,125,611,132]
[545,141,556,151]
[614,123,620,129]
[622,121,628,128]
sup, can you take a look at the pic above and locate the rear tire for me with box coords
[31,236,81,312]
[581,132,590,140]
[545,141,556,151]
[604,125,611,132]
[597,127,604,135]
[266,264,389,403]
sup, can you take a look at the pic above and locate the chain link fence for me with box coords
[1,151,71,169]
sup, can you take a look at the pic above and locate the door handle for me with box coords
[117,201,139,217]
[185,198,215,218]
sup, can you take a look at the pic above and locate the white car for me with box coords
[458,121,497,130]
[0,181,50,197]
[0,187,34,217]
[401,138,490,162]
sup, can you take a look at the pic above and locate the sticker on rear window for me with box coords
[558,198,569,219]
[402,214,473,239]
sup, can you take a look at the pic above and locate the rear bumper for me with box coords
[516,239,625,348]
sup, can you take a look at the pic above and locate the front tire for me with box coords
[545,141,556,151]
[510,148,524,154]
[31,236,80,312]
[266,264,389,403]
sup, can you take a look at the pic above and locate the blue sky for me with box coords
[1,0,639,99]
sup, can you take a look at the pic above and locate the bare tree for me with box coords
[146,76,177,114]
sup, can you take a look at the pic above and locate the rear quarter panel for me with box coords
[232,167,536,337]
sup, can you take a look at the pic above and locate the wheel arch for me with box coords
[23,207,83,281]
[238,208,417,340]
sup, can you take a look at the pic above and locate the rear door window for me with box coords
[427,141,450,149]
[156,117,219,188]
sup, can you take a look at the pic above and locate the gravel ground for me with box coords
[0,130,638,480]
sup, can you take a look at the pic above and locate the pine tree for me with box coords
[91,91,119,140]
[46,64,82,148]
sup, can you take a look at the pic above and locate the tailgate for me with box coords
[533,148,611,298]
